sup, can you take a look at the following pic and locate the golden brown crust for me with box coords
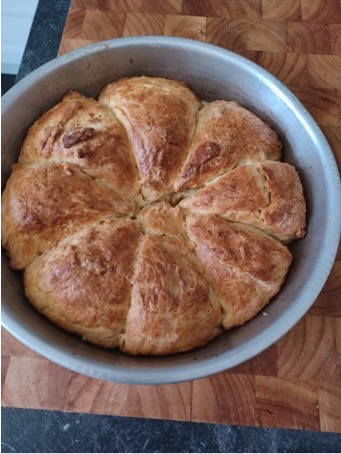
[24,219,142,348]
[1,162,135,269]
[185,215,292,329]
[180,163,267,220]
[19,91,140,197]
[120,234,221,355]
[259,161,306,242]
[99,76,201,201]
[180,161,306,243]
[1,77,307,356]
[138,202,185,237]
[175,101,282,191]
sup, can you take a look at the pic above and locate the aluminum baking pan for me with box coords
[2,36,340,384]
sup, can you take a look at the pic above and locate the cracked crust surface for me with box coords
[185,214,292,329]
[120,233,221,355]
[19,91,140,198]
[24,219,142,348]
[99,76,201,201]
[180,161,306,243]
[1,162,134,269]
[175,101,282,192]
[2,76,306,355]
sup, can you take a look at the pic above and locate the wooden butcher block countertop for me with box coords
[2,0,341,433]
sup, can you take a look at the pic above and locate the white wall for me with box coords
[2,0,39,74]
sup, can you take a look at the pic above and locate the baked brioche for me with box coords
[120,234,221,355]
[19,91,140,198]
[1,76,307,356]
[175,100,282,192]
[1,162,134,269]
[99,76,201,201]
[180,161,306,243]
[24,219,142,347]
[185,215,292,329]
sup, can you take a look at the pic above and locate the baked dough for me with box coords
[1,162,134,269]
[138,202,185,237]
[185,214,292,329]
[175,100,282,192]
[1,76,306,355]
[180,161,306,243]
[19,91,140,198]
[99,76,201,201]
[120,234,221,355]
[24,219,142,347]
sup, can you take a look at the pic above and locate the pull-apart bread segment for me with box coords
[175,100,282,192]
[99,76,201,201]
[185,215,292,330]
[120,234,221,355]
[180,161,306,243]
[24,219,142,348]
[138,202,185,237]
[1,162,134,269]
[19,91,140,198]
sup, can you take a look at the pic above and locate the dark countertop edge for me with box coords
[6,1,341,452]
[16,0,71,82]
[2,407,341,453]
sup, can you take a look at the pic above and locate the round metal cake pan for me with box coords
[2,36,341,384]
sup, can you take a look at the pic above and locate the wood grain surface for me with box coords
[2,0,341,433]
